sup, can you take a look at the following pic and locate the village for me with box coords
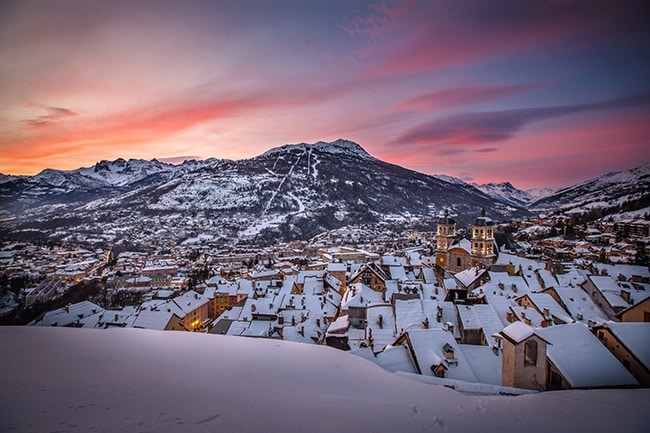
[1,209,649,395]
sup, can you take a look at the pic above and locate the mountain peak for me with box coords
[262,139,373,160]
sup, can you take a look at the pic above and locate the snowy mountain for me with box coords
[2,326,648,433]
[2,139,647,245]
[474,182,535,207]
[529,163,650,216]
[0,139,520,244]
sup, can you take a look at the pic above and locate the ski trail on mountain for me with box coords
[311,151,320,181]
[262,149,306,216]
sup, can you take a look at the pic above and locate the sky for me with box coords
[0,0,649,189]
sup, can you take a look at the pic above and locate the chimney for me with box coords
[378,314,384,329]
[520,311,526,319]
[506,311,514,322]
[524,317,532,326]
[543,307,550,317]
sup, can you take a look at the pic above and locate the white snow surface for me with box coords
[1,327,649,433]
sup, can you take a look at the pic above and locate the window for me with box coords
[363,270,372,286]
[524,339,538,365]
[549,369,562,388]
[456,257,462,267]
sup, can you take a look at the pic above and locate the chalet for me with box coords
[349,262,388,295]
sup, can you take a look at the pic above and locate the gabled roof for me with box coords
[603,322,650,369]
[536,323,638,388]
[132,309,182,330]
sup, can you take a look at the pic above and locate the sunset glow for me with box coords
[0,0,648,189]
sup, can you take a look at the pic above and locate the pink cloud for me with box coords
[393,82,542,112]
[351,1,647,77]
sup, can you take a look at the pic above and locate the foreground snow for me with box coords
[1,327,648,433]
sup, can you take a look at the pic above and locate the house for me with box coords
[515,293,574,326]
[617,296,650,323]
[393,328,501,385]
[536,323,638,390]
[132,309,186,331]
[542,286,608,326]
[593,322,650,387]
[339,282,384,329]
[349,262,388,295]
[30,301,104,327]
[142,290,210,332]
[25,278,68,306]
[582,275,650,320]
[498,321,548,391]
[326,262,347,293]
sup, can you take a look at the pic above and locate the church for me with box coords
[434,209,497,273]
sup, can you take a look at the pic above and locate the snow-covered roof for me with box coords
[523,293,574,324]
[403,329,479,383]
[367,304,395,351]
[604,322,650,369]
[457,305,481,329]
[173,290,208,315]
[592,263,650,281]
[495,253,545,271]
[33,301,104,327]
[500,321,534,343]
[326,262,346,272]
[394,298,426,333]
[374,345,418,374]
[473,304,507,347]
[551,287,608,325]
[510,305,545,327]
[536,323,638,388]
[132,309,179,330]
[454,267,487,287]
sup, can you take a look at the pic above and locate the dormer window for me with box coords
[443,343,455,359]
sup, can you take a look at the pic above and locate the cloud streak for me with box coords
[23,106,78,128]
[394,92,650,147]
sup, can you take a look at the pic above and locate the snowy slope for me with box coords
[1,327,648,433]
[529,163,650,214]
[475,182,533,207]
[2,140,520,244]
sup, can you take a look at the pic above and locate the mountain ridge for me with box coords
[1,140,648,245]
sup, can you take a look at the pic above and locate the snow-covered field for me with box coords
[1,327,648,433]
